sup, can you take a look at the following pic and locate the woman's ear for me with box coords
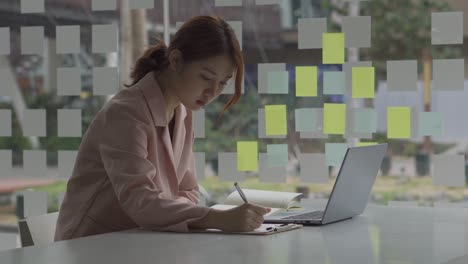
[168,49,184,73]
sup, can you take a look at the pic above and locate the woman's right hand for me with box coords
[211,203,271,232]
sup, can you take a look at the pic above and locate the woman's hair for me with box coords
[126,15,244,118]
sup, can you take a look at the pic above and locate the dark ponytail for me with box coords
[124,42,169,87]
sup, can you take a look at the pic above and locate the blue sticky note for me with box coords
[323,71,345,95]
[295,108,319,132]
[325,143,348,166]
[354,108,377,133]
[418,112,443,136]
[267,71,289,94]
[267,144,288,167]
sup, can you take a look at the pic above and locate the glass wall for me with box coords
[0,0,466,249]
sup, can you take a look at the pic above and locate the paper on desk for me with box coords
[224,189,302,209]
[190,223,302,235]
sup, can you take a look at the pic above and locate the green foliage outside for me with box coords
[21,174,468,214]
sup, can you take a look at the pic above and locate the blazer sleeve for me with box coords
[175,151,201,205]
[98,104,211,232]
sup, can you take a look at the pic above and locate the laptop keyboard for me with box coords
[282,210,323,220]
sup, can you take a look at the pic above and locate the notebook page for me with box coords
[210,204,281,217]
[224,189,302,209]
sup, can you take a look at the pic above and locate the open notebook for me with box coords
[211,189,303,217]
[190,223,302,235]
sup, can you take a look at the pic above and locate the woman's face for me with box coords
[171,52,235,111]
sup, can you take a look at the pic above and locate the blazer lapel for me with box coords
[136,72,179,177]
[172,105,187,167]
[160,126,176,174]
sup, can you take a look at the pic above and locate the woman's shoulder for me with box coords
[97,87,153,127]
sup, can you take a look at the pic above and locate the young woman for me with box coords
[54,15,270,241]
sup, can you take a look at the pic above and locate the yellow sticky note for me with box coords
[387,107,411,138]
[296,66,317,97]
[323,33,345,64]
[265,105,287,135]
[352,67,375,98]
[356,142,378,147]
[323,103,346,135]
[237,141,258,171]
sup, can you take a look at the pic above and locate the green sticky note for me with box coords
[354,108,377,133]
[325,143,348,166]
[267,144,288,167]
[267,71,289,94]
[295,108,318,132]
[356,142,377,147]
[323,103,346,135]
[296,66,317,97]
[265,105,287,135]
[323,71,345,95]
[323,33,345,64]
[352,67,375,98]
[387,107,411,139]
[237,141,258,171]
[418,112,443,136]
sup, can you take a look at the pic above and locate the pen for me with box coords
[234,182,248,204]
[266,224,290,231]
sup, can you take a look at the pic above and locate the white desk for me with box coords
[1,202,468,264]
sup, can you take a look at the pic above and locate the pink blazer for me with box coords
[54,72,211,241]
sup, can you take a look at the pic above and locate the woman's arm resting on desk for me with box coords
[175,157,201,205]
[188,204,271,232]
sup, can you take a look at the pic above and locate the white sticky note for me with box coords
[58,151,78,179]
[295,108,319,132]
[0,150,13,175]
[93,67,119,95]
[21,26,44,55]
[299,108,328,139]
[418,112,443,136]
[267,144,288,167]
[57,67,81,96]
[56,25,81,54]
[0,27,11,55]
[299,153,329,183]
[353,108,377,133]
[57,109,82,137]
[22,109,46,137]
[21,0,44,13]
[342,16,371,48]
[0,109,12,137]
[23,150,47,178]
[431,12,463,45]
[129,0,154,9]
[432,155,465,187]
[258,63,286,94]
[259,153,287,183]
[215,0,242,6]
[298,18,327,49]
[218,152,245,182]
[92,24,118,53]
[21,190,48,218]
[325,143,348,166]
[92,0,117,11]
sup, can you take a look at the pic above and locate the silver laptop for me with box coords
[264,143,387,226]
